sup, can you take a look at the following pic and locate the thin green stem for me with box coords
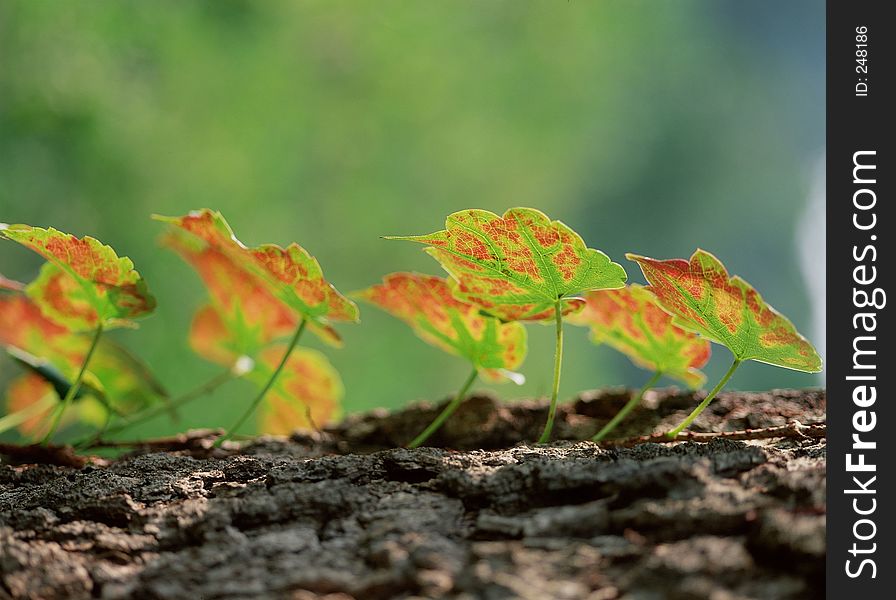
[407,366,478,449]
[593,370,663,442]
[98,368,236,439]
[667,358,741,437]
[215,318,307,446]
[0,393,58,436]
[41,323,104,445]
[537,300,564,444]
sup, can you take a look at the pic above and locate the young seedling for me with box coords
[387,208,626,442]
[0,292,167,439]
[155,210,357,442]
[627,249,822,436]
[0,224,156,443]
[353,272,527,447]
[567,285,711,441]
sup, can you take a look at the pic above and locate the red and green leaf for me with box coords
[155,210,358,333]
[253,346,343,434]
[567,285,711,387]
[1,294,167,435]
[6,373,59,438]
[354,273,526,381]
[386,208,627,321]
[185,303,343,434]
[627,249,822,372]
[0,224,155,329]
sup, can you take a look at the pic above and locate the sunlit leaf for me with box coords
[386,207,626,321]
[0,294,166,433]
[0,224,156,329]
[627,249,822,372]
[567,285,710,387]
[0,294,72,353]
[155,210,358,339]
[354,273,526,381]
[254,345,343,434]
[6,373,59,438]
[185,303,343,434]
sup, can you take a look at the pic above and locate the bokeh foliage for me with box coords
[0,0,824,439]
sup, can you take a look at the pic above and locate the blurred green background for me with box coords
[0,0,824,440]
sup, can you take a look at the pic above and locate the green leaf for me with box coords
[155,209,358,327]
[354,272,527,381]
[567,285,711,387]
[1,293,167,435]
[627,249,822,372]
[387,207,627,321]
[252,345,343,434]
[0,224,155,330]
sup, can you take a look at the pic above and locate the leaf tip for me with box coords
[498,369,526,386]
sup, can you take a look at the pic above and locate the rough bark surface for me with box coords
[0,388,826,600]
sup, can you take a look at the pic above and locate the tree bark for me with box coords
[0,388,826,599]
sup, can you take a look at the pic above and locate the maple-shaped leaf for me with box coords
[0,294,166,435]
[0,224,156,329]
[253,345,343,434]
[386,208,627,321]
[165,235,342,363]
[184,303,343,435]
[627,250,822,372]
[155,210,358,336]
[354,273,527,380]
[567,285,711,387]
[5,372,60,438]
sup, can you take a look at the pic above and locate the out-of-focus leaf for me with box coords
[6,373,59,438]
[253,345,343,434]
[627,249,822,372]
[386,208,627,321]
[155,210,357,337]
[7,347,102,402]
[354,273,526,381]
[567,285,710,387]
[185,303,343,434]
[0,295,72,354]
[0,224,156,329]
[0,294,166,434]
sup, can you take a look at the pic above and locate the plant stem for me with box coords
[667,357,741,437]
[593,370,663,442]
[0,394,58,436]
[407,366,478,449]
[98,368,236,438]
[40,323,104,445]
[537,300,565,444]
[215,318,307,446]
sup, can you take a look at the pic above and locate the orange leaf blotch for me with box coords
[0,295,70,350]
[6,373,57,437]
[454,231,492,262]
[551,244,583,283]
[188,304,240,366]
